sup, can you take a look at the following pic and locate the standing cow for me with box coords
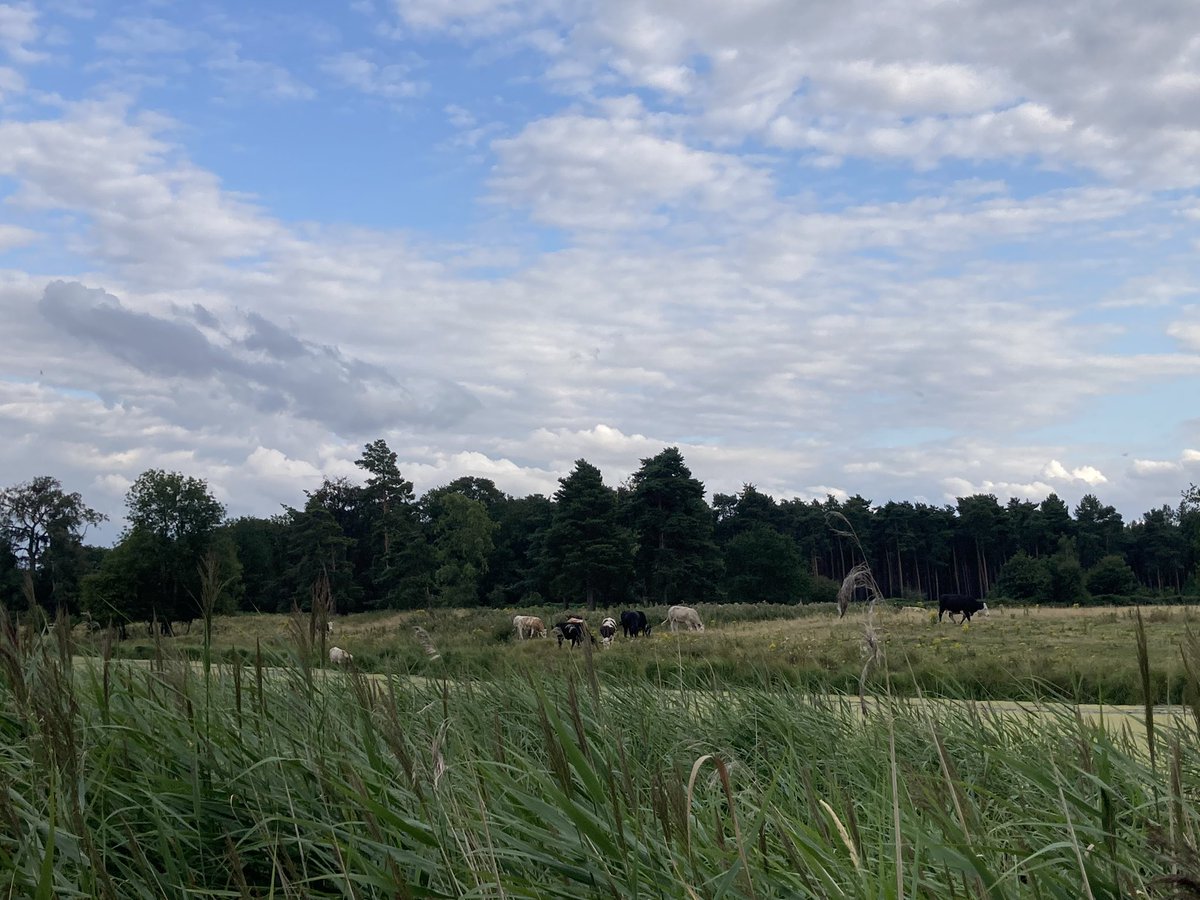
[553,617,595,648]
[666,605,704,632]
[620,610,650,637]
[599,617,617,645]
[513,615,547,639]
[938,594,989,623]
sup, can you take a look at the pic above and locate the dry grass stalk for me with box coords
[413,626,442,661]
[828,512,887,714]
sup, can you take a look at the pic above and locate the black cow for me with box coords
[553,618,595,648]
[620,610,651,638]
[938,594,989,623]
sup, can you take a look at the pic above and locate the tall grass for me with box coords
[2,600,1198,897]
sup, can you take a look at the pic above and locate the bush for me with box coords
[995,551,1051,602]
[1086,555,1138,596]
[805,575,840,605]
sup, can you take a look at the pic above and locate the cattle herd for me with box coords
[326,596,988,665]
[510,604,707,648]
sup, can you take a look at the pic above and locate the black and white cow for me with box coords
[599,617,617,645]
[620,610,650,638]
[553,617,595,648]
[938,594,989,623]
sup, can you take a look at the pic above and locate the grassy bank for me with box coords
[73,602,1200,704]
[2,607,1199,897]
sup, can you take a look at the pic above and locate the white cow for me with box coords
[329,646,353,665]
[513,615,547,640]
[325,620,334,634]
[666,605,704,632]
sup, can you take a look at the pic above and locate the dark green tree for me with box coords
[1128,506,1186,592]
[121,470,228,630]
[1038,494,1075,555]
[82,527,166,635]
[430,493,496,606]
[283,499,360,612]
[0,475,105,612]
[1086,554,1138,597]
[722,524,805,603]
[1180,483,1200,590]
[485,494,554,606]
[1074,494,1124,569]
[994,550,1051,603]
[956,494,1005,597]
[626,448,721,604]
[1047,537,1088,605]
[355,441,429,608]
[542,460,633,609]
[225,516,290,612]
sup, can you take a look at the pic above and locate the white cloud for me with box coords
[386,0,560,38]
[1043,459,1108,486]
[322,50,426,100]
[95,17,192,55]
[0,63,22,95]
[206,45,316,100]
[0,99,280,286]
[0,2,41,63]
[1132,458,1180,475]
[0,224,36,250]
[491,111,773,229]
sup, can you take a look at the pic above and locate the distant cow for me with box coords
[325,620,334,634]
[553,618,594,648]
[599,617,617,645]
[513,615,547,640]
[899,606,926,614]
[620,610,650,638]
[329,646,353,665]
[938,594,989,623]
[666,605,704,632]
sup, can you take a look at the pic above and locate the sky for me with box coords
[2,0,1199,543]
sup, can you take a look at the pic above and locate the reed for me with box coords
[2,599,1198,897]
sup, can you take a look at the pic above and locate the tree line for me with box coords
[2,440,1199,631]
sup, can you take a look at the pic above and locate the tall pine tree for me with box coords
[626,447,721,604]
[542,459,633,609]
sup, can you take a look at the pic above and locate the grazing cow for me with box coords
[513,615,547,640]
[329,646,353,665]
[599,617,617,645]
[620,610,650,638]
[938,594,989,623]
[553,618,595,648]
[899,606,926,614]
[666,605,704,632]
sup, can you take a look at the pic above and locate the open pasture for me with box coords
[87,602,1200,705]
[4,616,1200,898]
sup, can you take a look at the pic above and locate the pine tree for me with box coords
[542,459,633,610]
[626,447,722,604]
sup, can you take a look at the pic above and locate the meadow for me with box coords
[4,601,1200,897]
[92,602,1200,705]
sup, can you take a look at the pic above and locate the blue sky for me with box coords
[2,0,1199,539]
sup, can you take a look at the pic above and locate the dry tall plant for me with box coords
[413,626,442,662]
[828,512,886,716]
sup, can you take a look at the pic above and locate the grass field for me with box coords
[12,600,1200,896]
[3,599,1200,898]
[81,602,1200,705]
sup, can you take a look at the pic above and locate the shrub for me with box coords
[995,551,1051,602]
[805,575,841,605]
[1086,554,1138,596]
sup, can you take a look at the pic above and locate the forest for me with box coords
[2,439,1199,631]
